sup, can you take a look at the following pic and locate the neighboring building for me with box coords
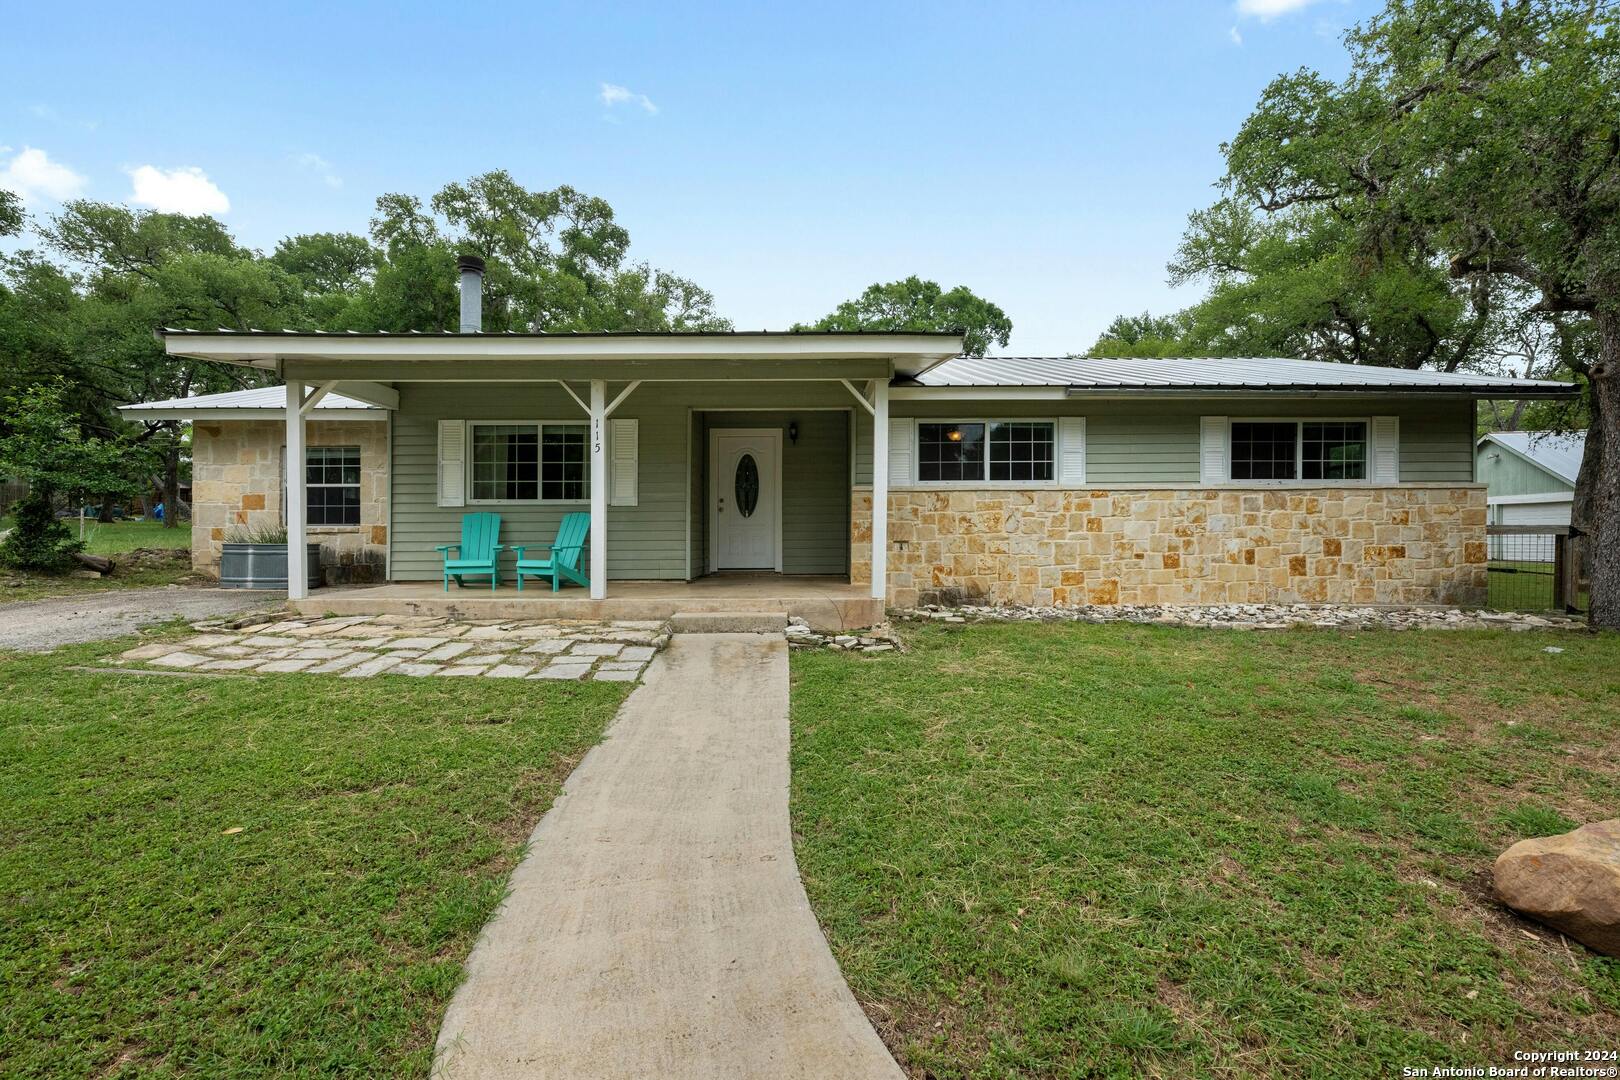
[1475,431,1586,561]
[128,259,1575,612]
[119,387,389,583]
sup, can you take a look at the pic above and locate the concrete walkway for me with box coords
[434,633,903,1080]
[0,587,280,653]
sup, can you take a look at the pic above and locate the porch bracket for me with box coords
[299,380,338,416]
[839,378,876,416]
[604,380,642,418]
[557,380,591,416]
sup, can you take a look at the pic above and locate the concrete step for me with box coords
[668,611,789,635]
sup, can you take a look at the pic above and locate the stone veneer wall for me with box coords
[190,419,389,584]
[851,485,1487,609]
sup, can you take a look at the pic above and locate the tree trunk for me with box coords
[96,492,118,524]
[163,441,180,531]
[1583,311,1620,630]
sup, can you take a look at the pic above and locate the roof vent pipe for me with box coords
[457,254,485,333]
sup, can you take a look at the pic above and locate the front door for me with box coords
[710,429,781,571]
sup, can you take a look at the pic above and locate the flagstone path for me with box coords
[111,613,669,682]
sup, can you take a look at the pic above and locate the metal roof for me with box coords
[1478,431,1587,485]
[119,386,381,419]
[910,355,1576,396]
[158,327,964,340]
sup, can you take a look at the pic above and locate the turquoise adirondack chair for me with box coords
[513,512,591,592]
[437,512,505,591]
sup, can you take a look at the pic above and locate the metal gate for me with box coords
[1486,524,1587,614]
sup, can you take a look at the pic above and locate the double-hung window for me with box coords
[916,421,1055,483]
[306,446,361,525]
[469,422,588,502]
[1230,420,1368,481]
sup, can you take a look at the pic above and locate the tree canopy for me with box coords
[795,276,1011,356]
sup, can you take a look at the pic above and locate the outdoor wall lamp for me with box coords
[787,421,798,445]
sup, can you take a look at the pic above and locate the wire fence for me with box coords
[1486,525,1587,614]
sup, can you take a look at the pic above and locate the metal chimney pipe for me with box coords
[457,254,485,333]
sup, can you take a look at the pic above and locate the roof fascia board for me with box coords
[164,332,958,374]
[1061,386,1574,399]
[116,407,381,421]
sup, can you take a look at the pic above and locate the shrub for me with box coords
[0,493,83,572]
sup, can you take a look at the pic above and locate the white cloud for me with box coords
[125,164,230,215]
[294,151,342,189]
[599,82,658,115]
[0,146,88,203]
[1228,25,1244,45]
[1235,0,1322,20]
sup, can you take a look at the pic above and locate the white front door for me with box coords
[710,429,781,571]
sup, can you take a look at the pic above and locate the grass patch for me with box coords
[791,623,1620,1078]
[1,521,197,603]
[0,634,628,1077]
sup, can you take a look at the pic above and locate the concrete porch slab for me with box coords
[288,575,883,633]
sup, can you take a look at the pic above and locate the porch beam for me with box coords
[298,380,337,416]
[285,381,309,601]
[589,380,607,600]
[870,379,889,603]
[328,380,399,410]
[283,357,894,383]
[839,378,876,416]
[604,380,642,418]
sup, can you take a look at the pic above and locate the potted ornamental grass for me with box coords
[219,524,322,590]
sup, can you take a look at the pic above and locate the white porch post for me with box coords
[589,379,607,599]
[285,381,308,601]
[870,379,889,602]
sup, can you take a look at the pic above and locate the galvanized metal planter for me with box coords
[219,543,323,590]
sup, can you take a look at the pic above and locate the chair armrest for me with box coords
[551,543,586,554]
[435,544,458,556]
[492,544,506,552]
[511,545,530,558]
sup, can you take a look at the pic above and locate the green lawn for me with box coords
[0,634,629,1077]
[1,520,196,603]
[791,622,1620,1078]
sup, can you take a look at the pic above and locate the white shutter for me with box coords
[609,418,638,506]
[1058,417,1087,485]
[887,417,912,486]
[1200,416,1229,484]
[437,419,466,507]
[1372,416,1399,483]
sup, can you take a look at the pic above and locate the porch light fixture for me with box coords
[946,428,964,442]
[787,421,798,445]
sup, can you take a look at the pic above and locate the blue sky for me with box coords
[2,0,1370,353]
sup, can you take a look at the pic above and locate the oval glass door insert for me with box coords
[734,453,760,518]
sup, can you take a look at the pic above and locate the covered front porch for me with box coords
[287,574,883,632]
[161,327,965,625]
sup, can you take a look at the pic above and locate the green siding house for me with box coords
[1475,431,1586,560]
[133,260,1574,621]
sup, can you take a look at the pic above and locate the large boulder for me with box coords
[1493,819,1620,957]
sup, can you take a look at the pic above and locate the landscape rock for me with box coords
[1494,819,1620,957]
[893,602,1585,633]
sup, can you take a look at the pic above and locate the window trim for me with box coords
[908,417,1061,488]
[464,419,592,506]
[305,444,363,527]
[1228,416,1372,485]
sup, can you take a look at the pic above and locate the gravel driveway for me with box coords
[0,587,282,653]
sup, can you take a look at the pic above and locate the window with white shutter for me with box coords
[1058,417,1086,485]
[1372,416,1400,482]
[437,420,465,507]
[1200,416,1229,484]
[609,418,638,506]
[887,417,912,486]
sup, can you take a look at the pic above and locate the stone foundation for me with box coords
[190,419,389,584]
[851,485,1487,609]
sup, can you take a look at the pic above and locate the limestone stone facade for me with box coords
[190,419,389,584]
[851,485,1487,609]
